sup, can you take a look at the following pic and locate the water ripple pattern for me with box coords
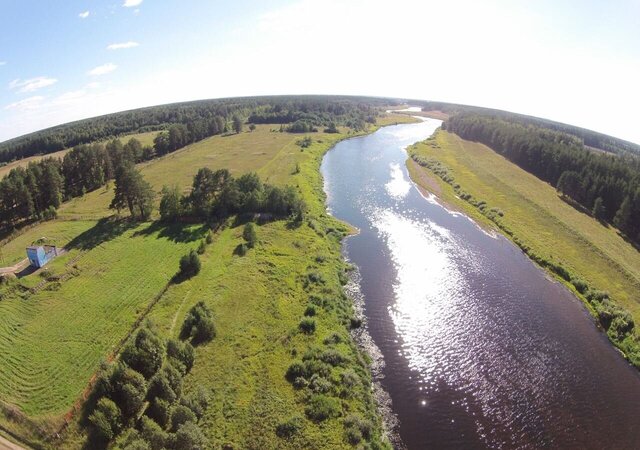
[321,118,640,450]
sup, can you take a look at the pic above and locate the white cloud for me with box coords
[123,0,143,7]
[9,77,57,93]
[86,82,101,89]
[5,96,45,111]
[0,61,6,66]
[107,41,140,50]
[78,11,90,19]
[88,63,117,76]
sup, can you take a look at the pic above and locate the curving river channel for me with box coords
[321,118,640,449]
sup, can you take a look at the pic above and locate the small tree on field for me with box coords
[110,162,154,220]
[179,250,201,278]
[592,197,606,221]
[180,301,216,345]
[243,222,258,248]
[160,185,183,222]
[232,115,243,134]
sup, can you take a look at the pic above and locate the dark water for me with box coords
[321,119,640,450]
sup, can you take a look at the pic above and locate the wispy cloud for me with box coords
[123,0,143,7]
[88,63,117,76]
[107,41,140,50]
[79,11,90,19]
[0,61,6,66]
[5,96,45,111]
[9,77,58,93]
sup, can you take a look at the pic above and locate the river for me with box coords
[321,118,640,449]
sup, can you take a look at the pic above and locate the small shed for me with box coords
[26,245,59,268]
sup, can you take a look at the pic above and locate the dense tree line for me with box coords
[0,96,395,163]
[160,169,306,223]
[444,113,640,241]
[89,312,214,448]
[0,137,151,228]
[419,100,640,156]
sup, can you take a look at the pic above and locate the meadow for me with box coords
[0,113,415,449]
[407,131,640,341]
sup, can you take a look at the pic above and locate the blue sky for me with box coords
[1,0,639,144]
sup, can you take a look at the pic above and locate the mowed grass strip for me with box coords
[0,221,206,421]
[407,130,640,321]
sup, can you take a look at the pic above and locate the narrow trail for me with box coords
[0,434,26,450]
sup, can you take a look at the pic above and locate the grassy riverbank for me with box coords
[407,130,640,367]
[0,113,415,449]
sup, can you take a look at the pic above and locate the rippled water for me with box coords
[321,119,640,449]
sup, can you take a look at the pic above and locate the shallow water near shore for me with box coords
[321,119,640,449]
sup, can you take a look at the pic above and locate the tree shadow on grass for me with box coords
[132,221,208,243]
[66,216,138,251]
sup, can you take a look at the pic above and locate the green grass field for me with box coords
[0,113,414,449]
[407,130,640,328]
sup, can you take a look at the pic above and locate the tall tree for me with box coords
[110,163,155,220]
[232,115,243,134]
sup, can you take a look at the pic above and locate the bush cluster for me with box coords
[88,315,214,448]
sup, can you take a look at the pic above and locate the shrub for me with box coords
[166,339,195,374]
[174,422,209,450]
[286,361,305,381]
[305,395,341,422]
[205,231,213,244]
[340,369,361,397]
[121,325,165,379]
[323,333,343,345]
[243,222,258,248]
[89,397,122,441]
[320,349,348,366]
[140,416,169,450]
[309,374,332,393]
[148,363,183,403]
[196,241,206,255]
[236,243,248,256]
[299,318,316,334]
[180,301,216,345]
[349,317,362,329]
[344,414,372,441]
[108,363,147,420]
[275,416,304,438]
[179,250,201,278]
[570,277,589,294]
[304,305,316,317]
[146,398,172,429]
[170,404,197,432]
[180,387,209,419]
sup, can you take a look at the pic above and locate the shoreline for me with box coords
[406,131,640,372]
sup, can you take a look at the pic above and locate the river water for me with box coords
[321,118,640,449]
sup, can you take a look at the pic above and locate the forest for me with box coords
[0,96,381,232]
[0,96,390,163]
[443,112,640,242]
[420,100,640,156]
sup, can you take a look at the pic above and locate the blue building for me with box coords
[26,245,58,268]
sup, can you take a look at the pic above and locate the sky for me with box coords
[0,0,639,144]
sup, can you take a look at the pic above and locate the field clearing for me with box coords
[1,113,410,448]
[407,131,640,322]
[0,220,206,434]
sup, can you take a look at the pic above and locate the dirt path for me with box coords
[0,258,29,275]
[0,434,26,450]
